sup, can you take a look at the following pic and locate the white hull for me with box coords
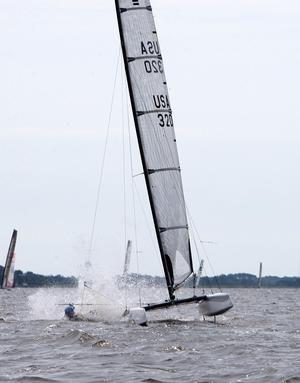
[128,307,147,326]
[127,292,233,325]
[198,293,233,316]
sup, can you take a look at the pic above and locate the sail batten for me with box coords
[120,6,152,13]
[137,110,171,116]
[115,0,193,298]
[148,167,180,174]
[128,55,162,62]
[159,225,188,233]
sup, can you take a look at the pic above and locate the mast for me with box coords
[115,0,193,300]
[1,229,17,289]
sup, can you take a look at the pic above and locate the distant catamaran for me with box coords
[115,0,233,324]
[1,229,17,289]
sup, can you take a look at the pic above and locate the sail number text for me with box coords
[141,40,163,74]
[157,113,173,127]
[152,95,173,127]
[144,60,163,74]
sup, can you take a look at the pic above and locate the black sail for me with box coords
[115,0,193,298]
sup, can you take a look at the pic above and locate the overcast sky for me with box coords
[0,0,299,279]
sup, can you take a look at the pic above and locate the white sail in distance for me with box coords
[123,240,132,276]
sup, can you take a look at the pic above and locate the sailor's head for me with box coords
[64,304,75,318]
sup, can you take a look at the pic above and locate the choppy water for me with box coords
[0,287,299,382]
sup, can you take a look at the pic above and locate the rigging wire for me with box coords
[133,180,161,262]
[124,69,144,306]
[80,49,121,308]
[121,58,127,269]
[187,207,222,292]
[189,226,213,294]
[87,48,121,260]
[121,60,130,309]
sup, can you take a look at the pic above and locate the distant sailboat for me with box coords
[257,262,263,288]
[115,0,233,324]
[196,259,205,287]
[123,240,132,276]
[1,229,17,289]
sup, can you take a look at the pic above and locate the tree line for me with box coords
[0,266,77,287]
[121,272,300,288]
[1,266,299,288]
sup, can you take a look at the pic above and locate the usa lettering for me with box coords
[153,95,170,109]
[141,41,160,55]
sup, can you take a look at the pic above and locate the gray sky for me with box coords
[0,0,299,279]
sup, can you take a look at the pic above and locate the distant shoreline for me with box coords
[0,266,77,288]
[121,272,300,289]
[1,266,299,288]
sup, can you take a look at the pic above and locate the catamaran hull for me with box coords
[198,293,233,316]
[126,293,233,325]
[128,307,148,326]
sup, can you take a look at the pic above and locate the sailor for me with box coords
[64,304,79,320]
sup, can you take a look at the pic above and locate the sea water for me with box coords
[0,286,299,382]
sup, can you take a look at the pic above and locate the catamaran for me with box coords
[114,0,233,325]
[1,229,17,289]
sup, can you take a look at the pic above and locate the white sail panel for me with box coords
[116,0,193,290]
